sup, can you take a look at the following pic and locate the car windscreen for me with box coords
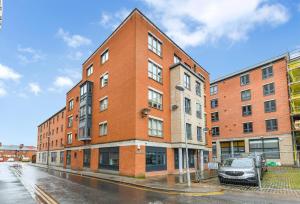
[222,158,254,168]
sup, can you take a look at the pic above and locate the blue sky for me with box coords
[0,0,299,146]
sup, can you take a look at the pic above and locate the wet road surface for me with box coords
[1,163,300,204]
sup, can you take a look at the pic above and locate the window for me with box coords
[174,149,195,169]
[99,122,108,136]
[264,100,276,113]
[68,116,73,128]
[148,89,163,110]
[174,54,181,63]
[148,34,162,56]
[184,98,191,114]
[99,147,119,171]
[195,81,201,96]
[83,149,91,168]
[146,147,166,172]
[210,85,218,95]
[212,143,217,158]
[101,50,109,64]
[100,97,108,111]
[241,90,251,101]
[80,83,87,96]
[80,106,86,119]
[86,65,93,76]
[212,127,220,136]
[60,151,64,163]
[183,73,190,89]
[148,118,163,137]
[197,126,202,142]
[211,99,218,108]
[51,152,57,163]
[233,141,245,157]
[211,112,219,122]
[262,66,273,79]
[67,133,72,144]
[266,119,278,131]
[100,73,108,88]
[186,123,192,140]
[249,138,279,159]
[196,103,202,119]
[242,105,252,116]
[263,83,275,96]
[240,74,250,86]
[243,122,253,133]
[148,61,162,83]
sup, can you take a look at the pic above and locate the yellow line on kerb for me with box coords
[73,172,224,197]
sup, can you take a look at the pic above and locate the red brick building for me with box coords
[210,54,294,165]
[0,143,36,162]
[36,107,66,166]
[36,9,212,177]
[62,9,211,177]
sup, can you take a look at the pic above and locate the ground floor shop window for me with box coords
[233,141,245,156]
[174,149,195,169]
[60,151,64,164]
[66,150,71,165]
[42,152,47,163]
[212,142,217,159]
[203,151,209,163]
[249,138,280,159]
[146,146,167,172]
[99,147,119,171]
[220,142,231,160]
[83,149,91,168]
[51,152,57,162]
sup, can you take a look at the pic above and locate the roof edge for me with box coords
[210,53,288,85]
[37,106,66,127]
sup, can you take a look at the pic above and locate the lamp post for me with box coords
[47,135,50,168]
[175,84,191,187]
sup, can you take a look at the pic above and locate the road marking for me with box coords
[10,166,59,204]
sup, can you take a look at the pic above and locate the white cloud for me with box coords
[57,28,91,48]
[67,51,83,60]
[99,8,130,29]
[17,46,45,64]
[28,82,41,95]
[0,64,21,81]
[53,76,74,88]
[141,0,289,48]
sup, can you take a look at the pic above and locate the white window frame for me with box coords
[148,88,163,110]
[100,72,109,88]
[148,116,163,137]
[100,96,108,111]
[87,65,93,76]
[99,121,108,136]
[148,33,162,56]
[101,49,109,64]
[148,59,162,83]
[67,132,72,144]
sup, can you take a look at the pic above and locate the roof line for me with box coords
[82,8,209,74]
[210,53,288,84]
[38,106,66,127]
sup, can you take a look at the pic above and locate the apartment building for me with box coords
[36,107,66,166]
[63,9,211,177]
[210,54,294,165]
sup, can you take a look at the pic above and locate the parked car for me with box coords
[248,152,267,174]
[0,157,4,162]
[218,157,259,186]
[21,157,30,162]
[7,158,15,162]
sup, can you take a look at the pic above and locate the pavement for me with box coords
[31,163,222,194]
[1,162,300,203]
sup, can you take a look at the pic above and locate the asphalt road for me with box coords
[0,163,299,204]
